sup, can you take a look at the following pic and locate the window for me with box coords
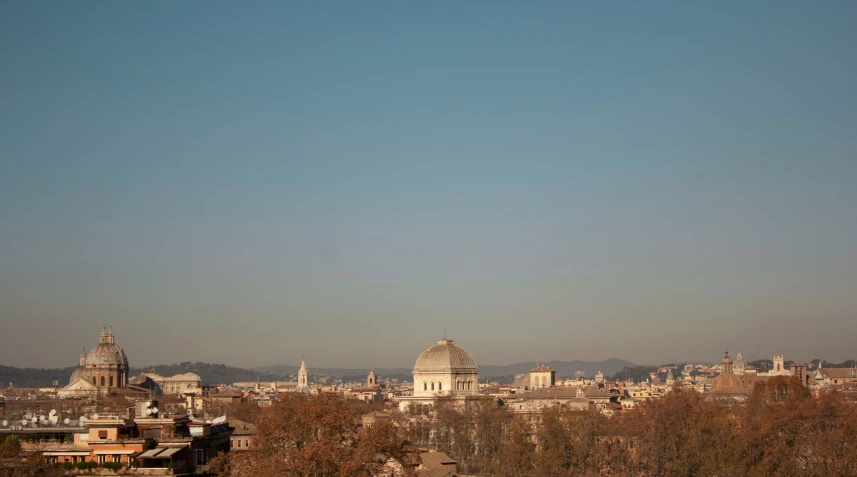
[112,455,120,463]
[92,377,96,385]
[438,382,442,391]
[110,376,114,387]
[245,439,249,448]
[100,376,105,387]
[97,455,106,465]
[98,431,108,440]
[431,382,434,391]
[423,382,427,391]
[230,439,234,448]
[237,440,241,448]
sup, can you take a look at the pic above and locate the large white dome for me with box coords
[414,339,477,372]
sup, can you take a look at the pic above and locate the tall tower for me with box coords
[367,369,377,386]
[298,360,308,387]
[294,357,311,394]
[773,354,785,374]
[721,349,733,375]
[666,368,675,386]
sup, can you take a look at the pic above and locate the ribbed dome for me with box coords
[86,343,128,366]
[85,330,129,367]
[710,372,743,392]
[414,339,477,372]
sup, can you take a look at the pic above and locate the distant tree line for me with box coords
[611,366,659,383]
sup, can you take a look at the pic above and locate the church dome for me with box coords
[69,366,85,385]
[710,372,743,392]
[414,339,477,372]
[85,329,129,367]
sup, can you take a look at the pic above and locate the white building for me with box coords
[398,338,481,410]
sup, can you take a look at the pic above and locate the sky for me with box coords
[1,1,856,370]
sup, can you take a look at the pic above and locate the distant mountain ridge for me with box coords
[254,358,637,380]
[0,362,281,388]
[1,358,636,388]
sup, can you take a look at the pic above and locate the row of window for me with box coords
[91,375,118,387]
[230,438,251,448]
[422,380,474,391]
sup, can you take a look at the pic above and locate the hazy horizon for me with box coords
[2,2,856,369]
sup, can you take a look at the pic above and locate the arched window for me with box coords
[424,382,427,391]
[431,382,435,391]
[438,382,442,391]
[109,376,114,387]
[100,376,105,387]
[92,377,96,385]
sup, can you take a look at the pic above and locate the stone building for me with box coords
[294,359,315,395]
[398,338,481,410]
[60,328,129,398]
[733,350,748,376]
[529,364,556,389]
[140,372,202,395]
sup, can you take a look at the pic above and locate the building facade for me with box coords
[529,365,556,389]
[398,338,480,410]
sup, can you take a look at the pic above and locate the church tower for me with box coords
[295,357,311,394]
[721,349,734,374]
[367,369,377,386]
[666,368,675,386]
[298,360,308,387]
[773,354,785,374]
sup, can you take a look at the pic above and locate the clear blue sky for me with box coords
[2,1,856,369]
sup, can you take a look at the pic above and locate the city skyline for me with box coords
[2,2,856,369]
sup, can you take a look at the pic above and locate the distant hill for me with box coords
[134,362,282,385]
[253,364,412,378]
[255,359,636,381]
[0,362,281,388]
[0,365,79,388]
[479,359,636,378]
[3,358,637,389]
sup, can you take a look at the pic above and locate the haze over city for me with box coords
[2,2,856,370]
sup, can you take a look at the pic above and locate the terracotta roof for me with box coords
[820,368,857,379]
[531,365,555,373]
[420,452,457,467]
[229,420,256,435]
[710,373,744,392]
[521,387,585,400]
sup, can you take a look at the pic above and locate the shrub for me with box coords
[101,461,124,470]
[76,461,98,469]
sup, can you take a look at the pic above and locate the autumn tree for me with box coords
[210,393,415,477]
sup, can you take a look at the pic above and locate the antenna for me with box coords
[444,324,446,340]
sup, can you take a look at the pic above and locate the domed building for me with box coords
[399,338,480,410]
[60,328,130,398]
[709,349,752,400]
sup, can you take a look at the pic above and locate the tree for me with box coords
[210,393,415,477]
